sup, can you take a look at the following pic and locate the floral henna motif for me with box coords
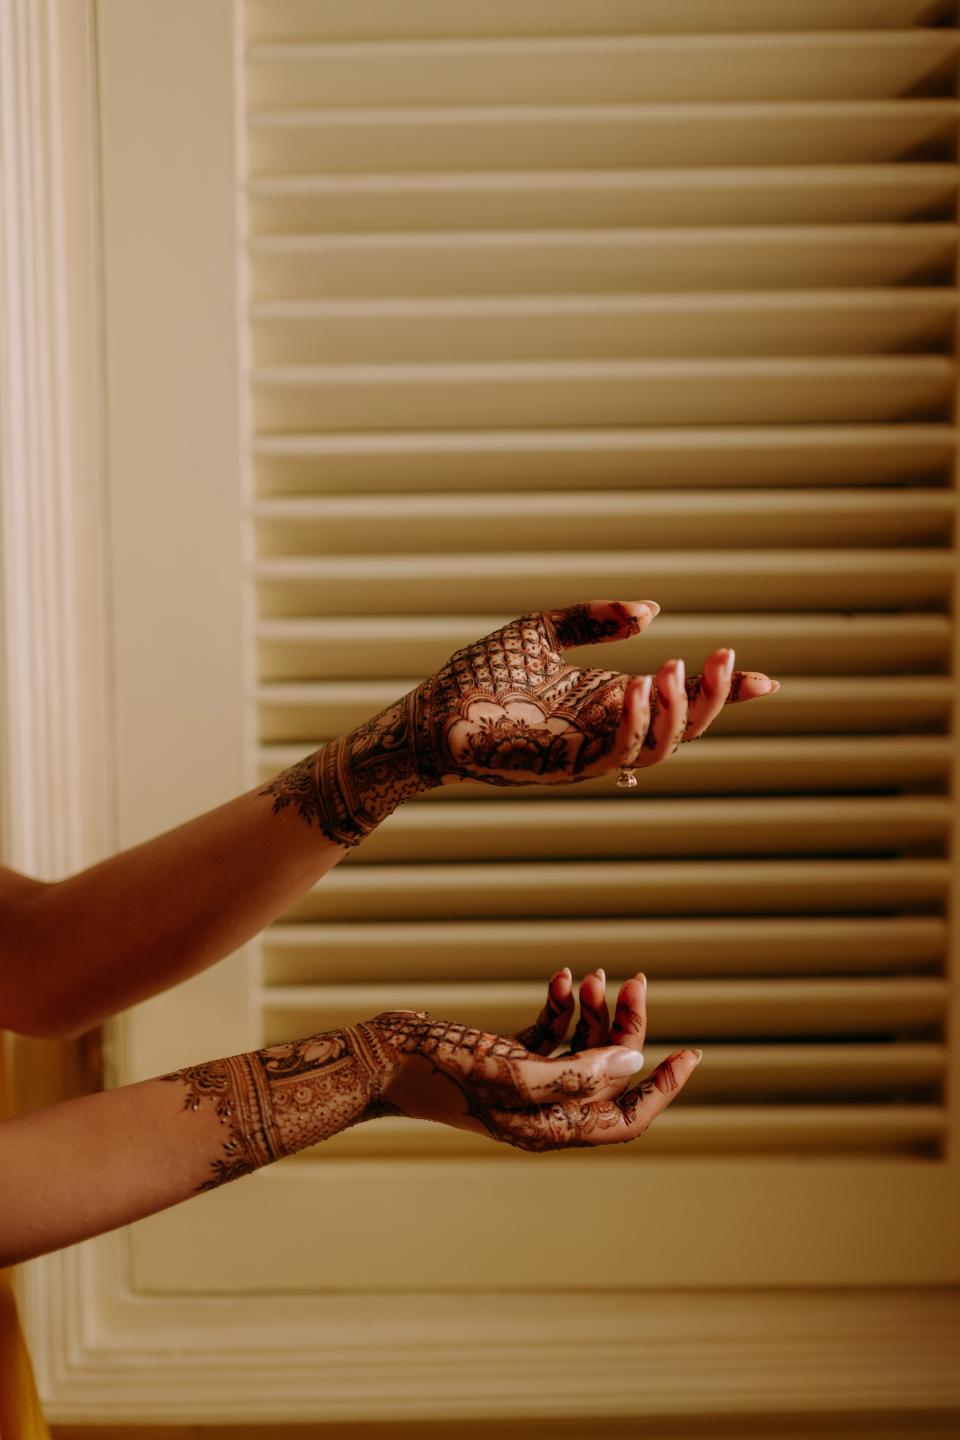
[164,1008,687,1179]
[463,714,571,777]
[161,1023,396,1192]
[258,697,429,848]
[490,1094,632,1152]
[259,607,640,846]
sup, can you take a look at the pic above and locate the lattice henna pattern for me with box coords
[163,1007,674,1190]
[258,606,640,847]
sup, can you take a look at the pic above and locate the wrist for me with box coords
[258,689,433,850]
[316,691,434,847]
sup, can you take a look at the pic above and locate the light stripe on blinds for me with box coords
[243,0,957,1159]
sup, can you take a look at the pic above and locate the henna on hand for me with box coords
[256,600,780,846]
[258,602,647,847]
[163,987,697,1185]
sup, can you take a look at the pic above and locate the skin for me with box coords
[0,598,775,1263]
[0,600,777,1039]
[0,973,698,1266]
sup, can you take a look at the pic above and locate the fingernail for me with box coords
[634,970,646,987]
[641,600,661,617]
[561,966,572,981]
[769,679,781,694]
[754,676,778,695]
[672,658,685,687]
[605,1048,641,1075]
[692,1048,703,1065]
[722,649,735,675]
[594,967,605,983]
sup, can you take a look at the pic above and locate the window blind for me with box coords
[243,0,957,1175]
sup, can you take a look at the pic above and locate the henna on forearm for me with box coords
[161,1022,399,1191]
[162,1007,653,1191]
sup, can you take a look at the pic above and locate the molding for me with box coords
[0,0,115,1405]
[1,0,957,1424]
[37,1250,960,1423]
[0,0,113,878]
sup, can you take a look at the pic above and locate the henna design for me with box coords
[642,682,662,750]
[609,1003,644,1042]
[488,1092,636,1152]
[164,1000,692,1182]
[570,997,609,1053]
[161,1023,394,1191]
[463,714,571,777]
[728,671,745,703]
[259,607,638,847]
[515,983,570,1054]
[685,674,703,709]
[548,601,641,649]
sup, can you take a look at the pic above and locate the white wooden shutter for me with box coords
[124,0,959,1295]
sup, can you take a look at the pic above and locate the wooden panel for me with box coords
[245,33,960,109]
[249,225,959,298]
[247,164,960,234]
[252,425,957,494]
[247,102,959,176]
[250,290,960,364]
[262,915,947,984]
[246,1,956,43]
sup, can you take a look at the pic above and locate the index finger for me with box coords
[545,600,659,651]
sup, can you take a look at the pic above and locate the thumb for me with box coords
[514,1043,642,1106]
[546,600,659,651]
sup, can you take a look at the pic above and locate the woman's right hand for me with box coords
[366,974,700,1152]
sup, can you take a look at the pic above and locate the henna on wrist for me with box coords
[161,1022,398,1191]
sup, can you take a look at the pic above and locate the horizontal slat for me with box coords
[253,356,956,431]
[247,164,960,233]
[247,100,960,174]
[260,976,948,1039]
[245,33,960,108]
[254,552,956,617]
[262,915,947,984]
[341,797,951,864]
[284,859,950,921]
[250,289,960,364]
[252,490,957,555]
[257,675,952,742]
[249,225,959,299]
[255,612,952,679]
[246,2,956,43]
[252,424,957,493]
[257,735,954,795]
[307,1105,946,1158]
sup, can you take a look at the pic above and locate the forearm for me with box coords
[15,760,351,1037]
[0,1021,395,1267]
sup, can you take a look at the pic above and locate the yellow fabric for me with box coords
[0,1274,50,1440]
[0,1037,52,1440]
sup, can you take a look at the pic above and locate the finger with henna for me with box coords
[569,969,610,1052]
[514,967,574,1056]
